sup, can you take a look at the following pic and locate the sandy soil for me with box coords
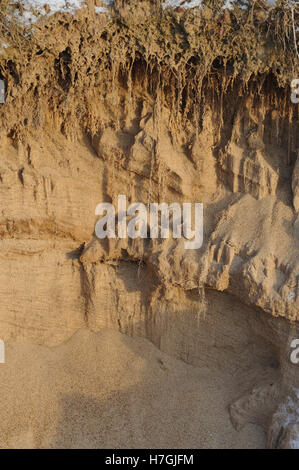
[0,328,265,449]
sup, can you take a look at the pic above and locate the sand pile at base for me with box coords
[0,328,264,449]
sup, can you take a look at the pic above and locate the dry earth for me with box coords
[0,0,298,448]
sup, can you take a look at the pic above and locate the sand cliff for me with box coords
[0,0,298,448]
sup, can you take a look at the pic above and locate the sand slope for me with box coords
[0,329,264,449]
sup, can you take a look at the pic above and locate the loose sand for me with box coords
[0,328,265,448]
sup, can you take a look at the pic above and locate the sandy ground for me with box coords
[0,328,266,449]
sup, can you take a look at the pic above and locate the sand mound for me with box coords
[0,328,265,449]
